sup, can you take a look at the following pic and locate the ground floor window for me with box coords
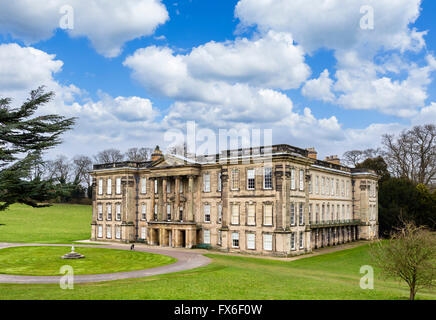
[97,225,103,238]
[203,229,211,244]
[263,234,273,251]
[218,230,222,246]
[140,227,146,240]
[141,204,146,220]
[115,225,121,239]
[232,232,239,248]
[106,225,112,239]
[299,231,304,249]
[291,232,295,250]
[246,233,255,250]
[167,204,171,221]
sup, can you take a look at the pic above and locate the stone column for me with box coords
[158,178,164,221]
[175,177,181,221]
[188,175,195,221]
[150,178,156,221]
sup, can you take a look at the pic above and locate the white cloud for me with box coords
[0,0,169,57]
[0,43,162,158]
[412,102,436,125]
[302,69,335,102]
[235,0,425,54]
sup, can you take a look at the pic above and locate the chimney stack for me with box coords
[151,145,163,162]
[325,155,340,165]
[306,147,317,160]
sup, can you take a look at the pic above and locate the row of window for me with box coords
[309,203,352,223]
[97,203,121,221]
[98,177,122,195]
[96,225,147,240]
[310,175,351,198]
[203,231,305,251]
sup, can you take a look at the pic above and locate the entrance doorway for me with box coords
[179,230,186,248]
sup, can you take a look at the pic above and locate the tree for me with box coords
[370,221,436,300]
[46,155,71,184]
[94,148,124,164]
[125,147,152,162]
[342,148,382,167]
[72,155,92,187]
[0,87,75,211]
[356,156,390,184]
[382,124,436,186]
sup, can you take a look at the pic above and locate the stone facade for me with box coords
[91,145,378,256]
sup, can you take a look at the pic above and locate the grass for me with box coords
[0,203,434,300]
[0,244,435,300]
[0,204,91,244]
[0,246,176,276]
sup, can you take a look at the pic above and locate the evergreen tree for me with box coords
[0,87,75,210]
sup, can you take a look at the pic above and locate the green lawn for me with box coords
[0,203,435,300]
[0,246,176,276]
[0,204,91,244]
[0,244,435,300]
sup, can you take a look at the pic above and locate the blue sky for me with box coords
[0,0,435,160]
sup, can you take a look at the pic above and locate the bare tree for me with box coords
[72,155,92,187]
[46,155,71,183]
[125,147,152,162]
[370,221,436,300]
[342,150,364,167]
[382,124,436,186]
[94,148,124,164]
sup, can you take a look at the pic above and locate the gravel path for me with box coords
[0,242,211,284]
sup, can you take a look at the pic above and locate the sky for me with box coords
[0,0,435,161]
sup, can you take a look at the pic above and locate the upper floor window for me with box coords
[315,176,319,194]
[141,177,146,194]
[299,169,304,191]
[290,203,295,225]
[231,169,240,190]
[167,204,171,221]
[247,204,256,226]
[203,174,210,192]
[116,203,121,221]
[217,203,222,223]
[290,168,296,190]
[141,204,146,220]
[326,178,330,195]
[106,204,112,220]
[97,204,103,220]
[264,204,273,226]
[341,180,345,196]
[308,204,312,223]
[154,204,158,220]
[299,203,304,225]
[98,178,103,195]
[204,204,211,222]
[231,204,239,225]
[154,179,158,194]
[179,180,183,193]
[331,178,334,196]
[308,175,312,194]
[322,177,325,195]
[264,167,272,190]
[316,204,320,223]
[217,172,222,192]
[107,178,112,195]
[336,179,339,196]
[166,180,171,193]
[116,178,121,194]
[247,169,255,190]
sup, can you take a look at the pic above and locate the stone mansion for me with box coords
[91,144,378,256]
